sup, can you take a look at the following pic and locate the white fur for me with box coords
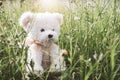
[19,12,65,72]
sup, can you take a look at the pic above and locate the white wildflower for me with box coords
[72,28,78,31]
[93,52,97,59]
[17,42,22,48]
[86,1,96,7]
[74,16,80,21]
[99,53,103,61]
[88,58,91,62]
[7,37,11,41]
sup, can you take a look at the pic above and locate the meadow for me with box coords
[0,0,120,80]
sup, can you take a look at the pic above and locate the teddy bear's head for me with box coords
[19,12,63,46]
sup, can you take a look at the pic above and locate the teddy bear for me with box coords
[19,12,67,73]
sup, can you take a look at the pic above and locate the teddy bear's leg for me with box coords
[51,54,66,71]
[26,44,43,73]
[50,44,66,71]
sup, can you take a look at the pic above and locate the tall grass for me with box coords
[0,0,120,80]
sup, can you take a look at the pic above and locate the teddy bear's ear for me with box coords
[19,12,34,32]
[54,13,63,25]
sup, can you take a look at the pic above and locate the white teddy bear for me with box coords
[19,12,66,73]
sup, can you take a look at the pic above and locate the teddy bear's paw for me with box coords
[34,70,43,76]
[34,65,44,72]
[56,64,66,71]
[50,63,66,72]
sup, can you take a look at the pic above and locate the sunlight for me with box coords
[39,0,67,11]
[30,0,69,12]
[41,0,58,8]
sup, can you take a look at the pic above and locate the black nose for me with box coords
[48,34,53,38]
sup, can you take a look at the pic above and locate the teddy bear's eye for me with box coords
[41,29,45,32]
[52,29,54,31]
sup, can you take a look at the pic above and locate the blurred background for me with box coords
[0,0,120,80]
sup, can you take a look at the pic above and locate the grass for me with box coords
[0,0,120,80]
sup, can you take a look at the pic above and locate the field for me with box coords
[0,0,120,80]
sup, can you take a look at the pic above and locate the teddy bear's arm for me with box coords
[27,44,44,72]
[50,44,66,71]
